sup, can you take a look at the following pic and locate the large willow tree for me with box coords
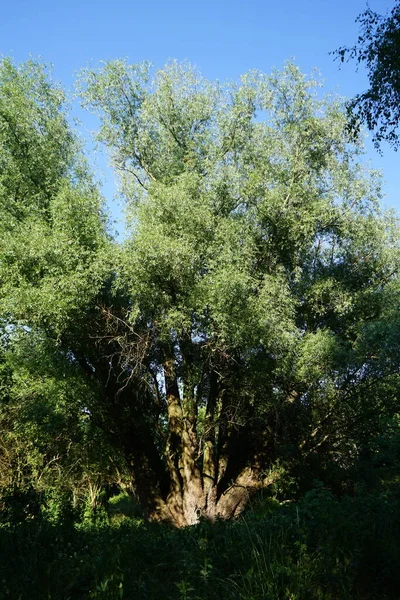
[1,58,399,526]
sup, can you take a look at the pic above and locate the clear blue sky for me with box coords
[1,0,398,233]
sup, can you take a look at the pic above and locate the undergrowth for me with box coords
[1,484,399,599]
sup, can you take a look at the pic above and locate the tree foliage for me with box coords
[0,59,121,517]
[0,58,399,527]
[335,2,400,149]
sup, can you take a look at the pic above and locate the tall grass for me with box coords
[0,485,399,599]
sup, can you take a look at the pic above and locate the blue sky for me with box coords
[1,0,397,233]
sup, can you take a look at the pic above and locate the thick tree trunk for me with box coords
[105,341,280,527]
[133,356,277,526]
[145,465,278,526]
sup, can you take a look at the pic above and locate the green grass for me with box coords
[1,486,399,599]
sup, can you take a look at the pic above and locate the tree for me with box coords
[77,60,399,524]
[0,59,122,518]
[334,2,400,149]
[1,58,399,527]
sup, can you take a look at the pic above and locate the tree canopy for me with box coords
[0,58,399,527]
[335,2,400,149]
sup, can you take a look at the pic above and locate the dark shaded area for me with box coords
[1,483,400,599]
